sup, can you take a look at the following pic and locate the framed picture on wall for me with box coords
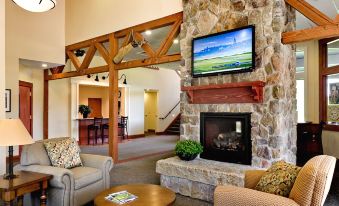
[329,83,339,104]
[5,89,11,112]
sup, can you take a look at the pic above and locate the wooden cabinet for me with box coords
[297,122,324,166]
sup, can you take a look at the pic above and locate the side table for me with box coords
[0,171,52,206]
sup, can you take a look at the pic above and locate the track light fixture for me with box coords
[86,73,127,85]
[75,49,85,57]
[94,74,99,82]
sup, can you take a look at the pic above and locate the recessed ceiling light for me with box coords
[173,39,179,44]
[145,30,152,35]
[42,63,48,68]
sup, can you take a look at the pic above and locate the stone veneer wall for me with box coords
[180,0,297,168]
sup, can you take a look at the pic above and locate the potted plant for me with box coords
[175,140,203,161]
[79,105,91,118]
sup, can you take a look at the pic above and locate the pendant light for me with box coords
[12,0,56,13]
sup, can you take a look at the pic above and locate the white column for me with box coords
[0,0,6,174]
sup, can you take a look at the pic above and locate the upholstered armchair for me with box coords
[214,155,336,206]
[15,138,113,206]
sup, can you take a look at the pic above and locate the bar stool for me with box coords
[101,123,109,144]
[88,117,102,145]
[118,116,128,140]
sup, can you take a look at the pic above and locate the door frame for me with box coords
[19,80,33,135]
[144,90,158,133]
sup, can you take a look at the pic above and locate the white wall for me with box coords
[120,68,181,134]
[66,0,183,44]
[0,0,6,174]
[5,0,65,120]
[49,79,71,138]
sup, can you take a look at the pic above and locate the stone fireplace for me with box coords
[200,112,251,165]
[156,0,297,202]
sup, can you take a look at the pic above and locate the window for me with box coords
[319,38,339,130]
[296,49,305,122]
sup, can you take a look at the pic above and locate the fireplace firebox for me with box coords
[200,112,252,165]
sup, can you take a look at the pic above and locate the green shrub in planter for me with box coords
[175,140,203,161]
[79,105,92,118]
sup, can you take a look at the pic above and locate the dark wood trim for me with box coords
[19,80,33,137]
[43,70,49,139]
[319,37,339,131]
[182,81,265,104]
[323,123,339,132]
[127,134,146,139]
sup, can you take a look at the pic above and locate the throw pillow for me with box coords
[255,161,301,197]
[43,138,83,169]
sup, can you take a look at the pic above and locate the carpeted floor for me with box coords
[80,135,179,160]
[83,136,338,205]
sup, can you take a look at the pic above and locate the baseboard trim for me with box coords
[127,134,146,139]
[155,132,167,135]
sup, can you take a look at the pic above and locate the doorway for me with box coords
[144,90,158,135]
[19,81,33,155]
[88,98,102,118]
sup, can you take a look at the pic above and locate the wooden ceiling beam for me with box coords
[116,53,181,70]
[156,20,181,56]
[66,34,109,51]
[285,0,335,25]
[114,12,183,38]
[66,51,81,71]
[80,45,97,70]
[46,65,109,80]
[95,42,111,65]
[282,23,339,44]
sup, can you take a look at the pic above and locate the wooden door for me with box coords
[88,98,102,118]
[144,91,158,132]
[19,81,33,154]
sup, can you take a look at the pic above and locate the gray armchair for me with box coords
[15,138,113,206]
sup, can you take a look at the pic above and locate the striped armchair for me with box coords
[214,155,336,206]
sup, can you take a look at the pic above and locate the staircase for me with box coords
[164,114,181,135]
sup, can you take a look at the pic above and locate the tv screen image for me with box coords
[192,25,255,77]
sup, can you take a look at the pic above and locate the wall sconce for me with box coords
[119,74,127,85]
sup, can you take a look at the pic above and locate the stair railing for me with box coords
[159,101,180,120]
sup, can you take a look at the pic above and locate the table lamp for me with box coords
[0,119,34,179]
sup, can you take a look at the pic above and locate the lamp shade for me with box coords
[0,119,34,146]
[12,0,56,13]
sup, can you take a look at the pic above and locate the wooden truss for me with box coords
[46,12,182,80]
[283,0,339,44]
[44,12,183,163]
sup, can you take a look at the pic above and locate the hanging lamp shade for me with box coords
[12,0,56,13]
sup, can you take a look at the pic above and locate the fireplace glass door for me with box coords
[200,112,252,165]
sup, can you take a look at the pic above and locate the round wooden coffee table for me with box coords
[94,184,176,206]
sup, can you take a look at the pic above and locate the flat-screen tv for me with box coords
[192,25,255,77]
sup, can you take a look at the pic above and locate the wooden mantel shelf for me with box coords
[181,81,265,104]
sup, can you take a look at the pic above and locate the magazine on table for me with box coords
[105,190,138,204]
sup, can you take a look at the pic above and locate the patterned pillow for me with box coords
[43,138,83,169]
[255,161,301,197]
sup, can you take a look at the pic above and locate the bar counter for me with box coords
[77,118,109,145]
